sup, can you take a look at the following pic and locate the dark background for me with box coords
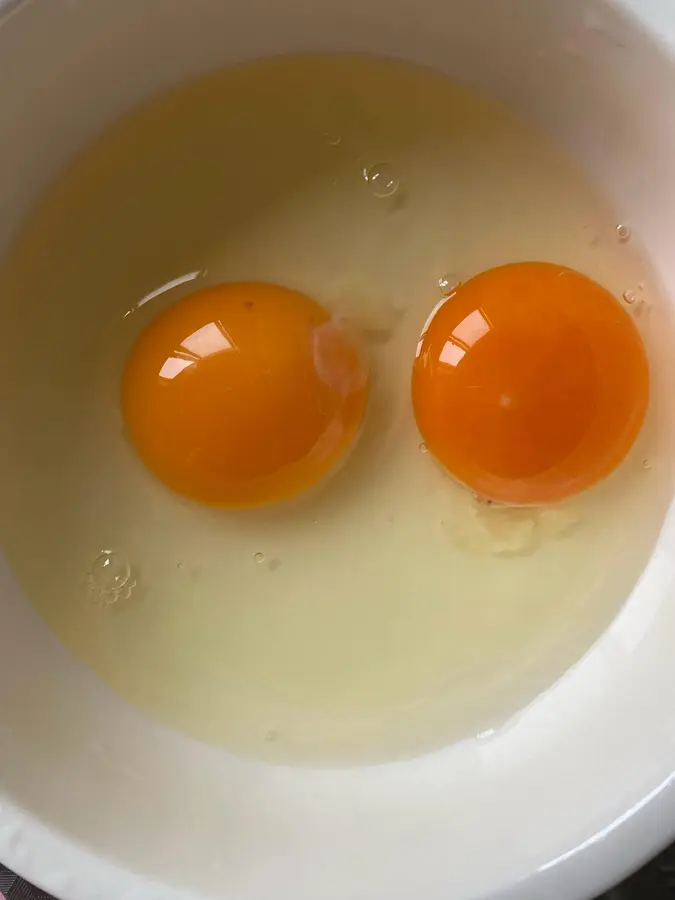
[4,852,675,900]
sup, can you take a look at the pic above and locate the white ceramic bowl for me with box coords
[3,1,675,898]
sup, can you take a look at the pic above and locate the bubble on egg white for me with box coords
[616,223,631,243]
[364,163,399,198]
[438,273,461,296]
[622,287,650,318]
[254,552,265,563]
[86,549,137,608]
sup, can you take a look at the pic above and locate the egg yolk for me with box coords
[122,282,368,507]
[412,262,649,506]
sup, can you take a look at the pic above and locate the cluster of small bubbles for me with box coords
[364,163,399,198]
[438,274,461,296]
[86,550,136,608]
[616,223,631,243]
[254,552,265,563]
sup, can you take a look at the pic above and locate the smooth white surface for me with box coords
[2,1,675,900]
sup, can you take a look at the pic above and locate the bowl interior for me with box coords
[2,2,675,900]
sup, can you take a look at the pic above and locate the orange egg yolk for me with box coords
[122,282,368,507]
[412,262,649,506]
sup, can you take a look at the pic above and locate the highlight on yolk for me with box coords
[412,262,649,506]
[122,282,369,507]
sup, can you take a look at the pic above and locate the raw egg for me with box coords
[122,282,368,506]
[412,262,649,505]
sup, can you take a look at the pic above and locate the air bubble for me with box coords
[419,442,428,454]
[86,550,136,607]
[438,274,460,296]
[622,288,649,318]
[616,223,631,243]
[642,458,652,470]
[322,131,342,146]
[254,552,265,563]
[364,163,399,198]
[90,550,130,591]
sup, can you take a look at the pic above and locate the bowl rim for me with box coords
[3,1,675,899]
